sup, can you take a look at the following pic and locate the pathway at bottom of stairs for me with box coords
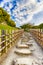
[1,32,43,65]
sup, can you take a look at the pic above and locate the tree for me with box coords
[39,23,43,29]
[7,20,16,27]
[20,23,32,31]
[0,7,16,27]
[32,25,39,29]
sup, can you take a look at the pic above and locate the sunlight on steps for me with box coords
[1,32,43,65]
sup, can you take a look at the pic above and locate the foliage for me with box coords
[0,24,18,30]
[20,23,32,31]
[32,25,39,29]
[0,7,16,27]
[6,19,16,27]
[39,23,43,29]
[32,23,43,29]
[20,23,43,31]
[20,23,35,29]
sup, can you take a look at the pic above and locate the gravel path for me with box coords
[1,32,43,65]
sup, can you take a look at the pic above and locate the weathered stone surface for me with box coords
[1,32,43,65]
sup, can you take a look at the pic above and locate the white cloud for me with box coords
[9,2,13,9]
[31,2,43,14]
[0,1,5,7]
[13,0,43,26]
[19,14,33,25]
[0,0,43,26]
[4,0,11,2]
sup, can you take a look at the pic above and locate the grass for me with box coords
[0,24,18,30]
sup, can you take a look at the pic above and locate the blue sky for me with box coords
[0,0,43,27]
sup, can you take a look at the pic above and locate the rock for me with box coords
[11,60,15,65]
